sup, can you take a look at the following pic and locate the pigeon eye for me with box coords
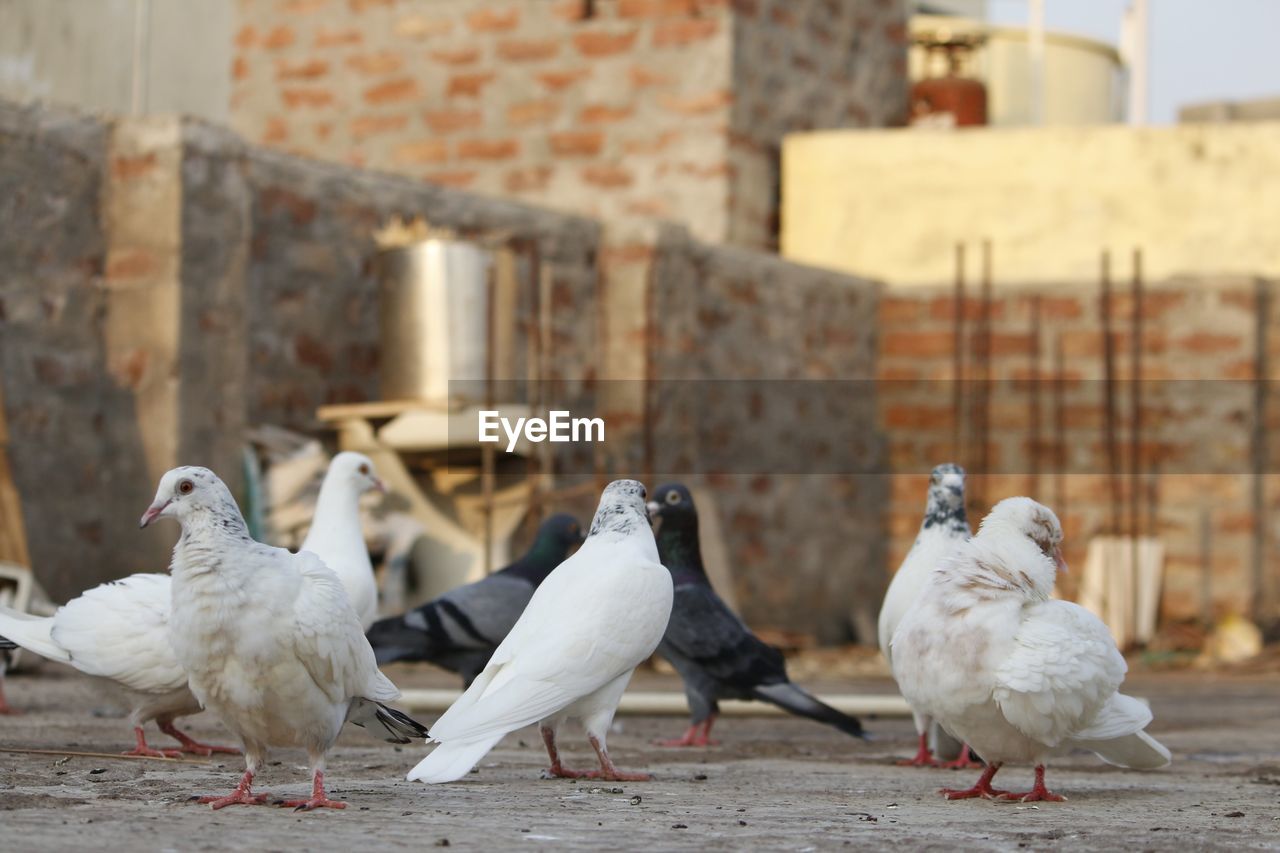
[358,463,370,475]
[177,479,194,495]
[665,491,681,505]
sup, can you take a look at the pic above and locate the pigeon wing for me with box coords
[50,573,189,694]
[993,600,1127,748]
[292,553,399,705]
[662,584,787,690]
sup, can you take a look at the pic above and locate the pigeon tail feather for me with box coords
[752,682,866,739]
[0,608,69,663]
[407,733,504,783]
[347,698,428,743]
[1072,729,1171,770]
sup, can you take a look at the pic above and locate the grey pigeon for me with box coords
[366,513,585,685]
[648,483,865,746]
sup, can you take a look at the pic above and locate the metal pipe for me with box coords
[952,243,967,462]
[396,689,913,718]
[1029,293,1042,497]
[1100,250,1121,534]
[1054,335,1066,517]
[1252,277,1270,624]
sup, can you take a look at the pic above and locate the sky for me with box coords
[987,0,1280,123]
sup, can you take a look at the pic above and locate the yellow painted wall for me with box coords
[781,123,1280,286]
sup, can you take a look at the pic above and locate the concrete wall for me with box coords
[230,0,907,250]
[0,98,887,640]
[782,124,1280,286]
[0,0,233,122]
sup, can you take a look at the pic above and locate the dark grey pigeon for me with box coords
[365,513,584,686]
[648,483,866,746]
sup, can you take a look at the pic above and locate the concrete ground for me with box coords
[0,663,1277,851]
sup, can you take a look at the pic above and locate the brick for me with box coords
[504,165,554,192]
[572,30,639,57]
[393,140,449,164]
[549,131,605,157]
[235,26,257,49]
[466,7,519,32]
[1037,295,1084,320]
[497,38,560,62]
[537,68,591,91]
[456,138,520,160]
[447,72,496,98]
[928,295,1007,322]
[394,15,452,39]
[430,46,481,65]
[1177,332,1242,354]
[345,53,403,75]
[110,153,158,181]
[579,104,634,124]
[621,130,681,154]
[424,170,478,189]
[363,78,419,104]
[282,88,335,108]
[276,58,330,80]
[879,296,921,324]
[351,114,409,139]
[281,0,326,11]
[105,248,158,280]
[314,27,363,47]
[581,164,634,188]
[233,56,250,80]
[883,404,953,430]
[659,89,733,115]
[625,197,670,216]
[262,117,289,143]
[652,18,720,47]
[507,100,559,125]
[423,108,482,134]
[618,0,696,16]
[881,331,953,359]
[263,25,295,50]
[552,0,591,21]
[629,65,675,88]
[294,333,334,371]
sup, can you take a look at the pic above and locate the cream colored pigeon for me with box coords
[892,497,1170,802]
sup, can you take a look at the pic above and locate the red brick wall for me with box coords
[230,0,906,249]
[878,278,1280,625]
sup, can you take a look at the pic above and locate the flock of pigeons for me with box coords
[0,454,1168,809]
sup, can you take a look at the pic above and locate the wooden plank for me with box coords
[0,377,31,567]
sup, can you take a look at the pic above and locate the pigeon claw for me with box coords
[198,790,272,809]
[992,765,1065,803]
[939,762,1008,800]
[282,797,347,812]
[938,745,984,771]
[896,733,939,767]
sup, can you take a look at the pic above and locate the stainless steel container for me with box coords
[376,239,492,404]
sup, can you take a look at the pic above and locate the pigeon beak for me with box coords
[371,476,389,495]
[139,499,169,529]
[645,500,660,519]
[1053,545,1069,574]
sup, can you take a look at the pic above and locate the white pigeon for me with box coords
[407,479,673,784]
[0,452,387,757]
[878,463,977,767]
[891,497,1171,802]
[299,451,386,629]
[143,466,428,810]
[0,573,232,757]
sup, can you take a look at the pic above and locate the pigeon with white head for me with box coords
[407,479,673,784]
[144,465,427,810]
[891,497,1170,802]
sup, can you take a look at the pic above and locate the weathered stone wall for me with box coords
[877,278,1280,626]
[728,0,909,247]
[229,0,908,249]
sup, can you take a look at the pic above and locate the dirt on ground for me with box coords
[0,663,1277,851]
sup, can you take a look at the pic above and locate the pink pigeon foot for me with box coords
[278,770,347,811]
[939,744,984,771]
[0,677,21,715]
[897,732,940,767]
[122,726,182,759]
[196,769,272,809]
[995,765,1067,803]
[941,762,1011,800]
[159,720,240,756]
[655,716,718,747]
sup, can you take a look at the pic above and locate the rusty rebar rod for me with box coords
[952,243,967,463]
[1029,293,1042,497]
[1100,250,1121,535]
